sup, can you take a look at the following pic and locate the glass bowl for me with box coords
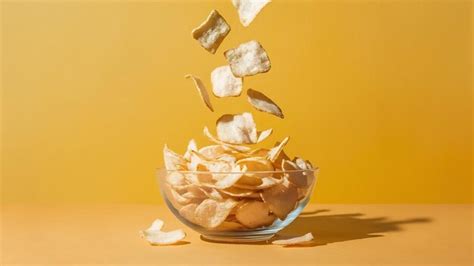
[157,168,318,243]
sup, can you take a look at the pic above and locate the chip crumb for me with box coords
[272,232,314,246]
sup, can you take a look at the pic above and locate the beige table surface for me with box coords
[1,203,473,265]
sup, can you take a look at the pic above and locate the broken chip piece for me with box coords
[247,89,284,118]
[192,10,231,54]
[232,0,271,27]
[224,40,271,77]
[272,232,314,246]
[140,219,186,246]
[211,65,243,97]
[216,112,258,144]
[185,74,214,112]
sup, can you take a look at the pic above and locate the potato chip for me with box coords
[272,233,314,246]
[192,10,230,54]
[179,203,198,224]
[211,65,243,97]
[216,154,237,164]
[203,127,251,152]
[214,221,245,231]
[140,219,186,246]
[194,198,237,228]
[248,148,270,157]
[224,40,271,77]
[257,128,273,143]
[198,145,227,159]
[216,113,258,144]
[219,186,260,198]
[236,157,274,172]
[165,171,186,187]
[267,137,290,162]
[234,176,281,190]
[201,187,224,201]
[235,201,276,228]
[213,165,247,189]
[232,0,271,27]
[282,159,308,188]
[261,179,298,220]
[163,145,187,170]
[171,188,195,205]
[185,74,214,112]
[183,139,198,161]
[247,89,284,118]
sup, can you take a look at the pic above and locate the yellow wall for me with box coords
[1,1,472,203]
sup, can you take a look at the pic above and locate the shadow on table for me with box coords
[278,209,432,247]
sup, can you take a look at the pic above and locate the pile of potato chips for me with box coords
[162,0,317,233]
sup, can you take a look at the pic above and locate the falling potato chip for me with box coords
[232,0,271,27]
[211,65,243,97]
[216,112,258,144]
[224,40,271,77]
[163,145,187,170]
[140,219,186,246]
[261,179,298,220]
[235,201,276,228]
[185,74,214,112]
[272,233,314,246]
[194,198,237,228]
[267,137,290,162]
[247,89,284,118]
[282,159,308,188]
[192,10,231,54]
[203,127,251,152]
[257,128,273,143]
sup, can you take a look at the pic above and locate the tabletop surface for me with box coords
[2,203,473,265]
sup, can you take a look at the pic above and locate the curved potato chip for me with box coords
[236,157,274,172]
[194,199,237,228]
[272,233,314,246]
[140,219,186,246]
[219,186,259,198]
[183,139,198,161]
[232,0,271,27]
[211,65,243,97]
[234,176,282,190]
[192,10,230,54]
[213,165,247,189]
[214,221,245,231]
[185,74,214,112]
[199,145,227,159]
[163,145,187,170]
[247,89,284,118]
[179,203,198,224]
[165,171,186,187]
[235,201,276,228]
[203,127,251,152]
[282,159,308,188]
[267,137,290,162]
[171,188,195,205]
[248,148,270,157]
[216,112,257,144]
[224,40,271,77]
[261,180,298,220]
[257,128,273,143]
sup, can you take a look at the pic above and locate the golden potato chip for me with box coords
[272,233,314,246]
[179,203,198,224]
[224,40,271,77]
[248,148,270,157]
[140,219,186,246]
[192,10,230,54]
[236,157,274,172]
[216,112,257,144]
[199,145,227,159]
[165,171,186,187]
[183,139,198,161]
[194,198,237,228]
[232,0,271,27]
[257,128,273,143]
[214,221,245,231]
[247,89,284,118]
[282,159,308,188]
[203,127,251,152]
[211,65,243,97]
[171,188,196,205]
[213,165,247,189]
[185,74,214,112]
[234,176,281,190]
[163,145,187,170]
[219,186,260,198]
[235,201,276,228]
[267,137,290,162]
[261,179,298,220]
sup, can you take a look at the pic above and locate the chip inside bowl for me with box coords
[192,10,230,54]
[224,40,271,77]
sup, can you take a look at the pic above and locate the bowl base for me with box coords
[201,233,275,243]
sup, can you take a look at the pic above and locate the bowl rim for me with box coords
[156,167,319,175]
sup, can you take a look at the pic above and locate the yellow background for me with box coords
[1,1,472,203]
